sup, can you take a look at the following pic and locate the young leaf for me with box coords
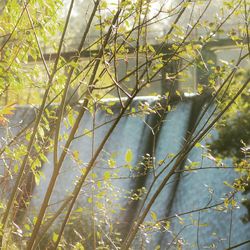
[125,149,133,163]
[52,232,58,243]
[150,211,157,221]
[104,171,111,181]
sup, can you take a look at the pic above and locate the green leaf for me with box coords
[97,181,102,188]
[131,107,136,113]
[73,242,85,250]
[33,217,37,224]
[125,149,133,163]
[68,111,75,127]
[38,126,44,138]
[83,129,92,137]
[104,171,111,181]
[75,207,83,213]
[150,211,157,221]
[91,173,97,179]
[97,191,106,198]
[108,158,116,168]
[14,164,19,173]
[34,172,40,186]
[96,201,103,209]
[148,44,155,53]
[106,108,114,115]
[73,150,79,161]
[52,232,58,243]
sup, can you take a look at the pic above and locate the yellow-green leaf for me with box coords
[52,232,58,243]
[150,211,157,221]
[125,149,133,163]
[104,171,111,181]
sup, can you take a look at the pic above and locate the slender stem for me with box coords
[225,240,250,250]
[54,92,136,249]
[0,0,70,243]
[26,1,101,249]
[121,75,250,249]
[53,0,100,167]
